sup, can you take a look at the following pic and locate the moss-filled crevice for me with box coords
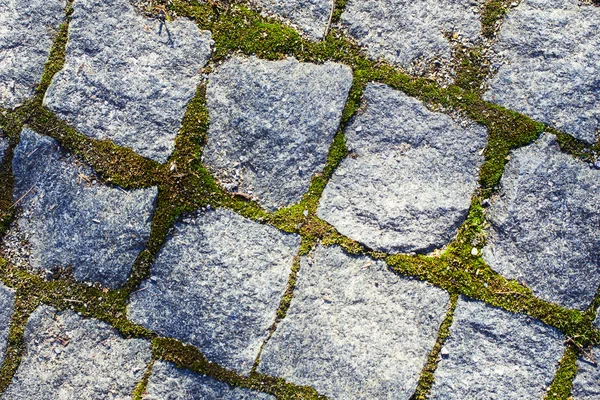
[411,293,458,400]
[545,345,579,400]
[0,0,597,396]
[0,291,39,393]
[481,0,516,40]
[152,337,327,399]
[131,359,155,400]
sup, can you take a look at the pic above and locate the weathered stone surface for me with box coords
[4,129,157,288]
[144,360,275,399]
[0,133,8,162]
[252,0,332,40]
[484,0,600,144]
[482,133,600,310]
[203,57,352,211]
[3,305,151,400]
[341,0,482,74]
[430,297,564,399]
[0,283,15,366]
[0,0,64,109]
[128,208,300,374]
[318,83,487,253]
[43,0,213,163]
[572,348,600,400]
[258,245,449,399]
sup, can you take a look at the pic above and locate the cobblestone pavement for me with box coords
[0,0,599,399]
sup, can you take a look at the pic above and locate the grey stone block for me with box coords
[258,245,450,399]
[0,0,65,109]
[430,297,565,399]
[0,283,15,366]
[203,56,352,211]
[252,0,333,40]
[341,0,482,73]
[43,0,214,163]
[484,0,600,144]
[4,129,157,288]
[572,348,600,400]
[3,305,151,400]
[317,83,487,253]
[127,208,300,374]
[482,133,600,310]
[144,360,275,399]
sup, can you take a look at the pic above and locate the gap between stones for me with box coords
[0,0,599,398]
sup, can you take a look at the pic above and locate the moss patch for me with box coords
[0,0,594,397]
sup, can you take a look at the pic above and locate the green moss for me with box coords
[132,359,155,400]
[411,294,458,400]
[545,345,579,400]
[481,0,512,39]
[152,337,327,399]
[331,0,347,25]
[0,0,598,396]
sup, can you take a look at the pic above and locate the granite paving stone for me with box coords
[2,305,151,400]
[252,0,333,40]
[482,133,600,310]
[0,0,65,109]
[341,0,482,76]
[572,347,600,400]
[144,360,275,399]
[0,283,15,366]
[484,0,600,144]
[127,208,301,374]
[258,245,450,399]
[429,297,565,399]
[3,129,157,288]
[203,56,352,211]
[318,83,487,253]
[43,0,214,163]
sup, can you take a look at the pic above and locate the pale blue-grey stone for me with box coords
[128,208,300,374]
[0,283,15,366]
[144,361,275,399]
[430,298,565,399]
[3,305,151,400]
[203,56,352,211]
[484,0,600,144]
[6,129,157,288]
[572,347,600,400]
[341,0,482,73]
[0,0,65,108]
[253,0,333,40]
[44,0,214,162]
[259,245,449,399]
[482,133,600,310]
[318,83,487,253]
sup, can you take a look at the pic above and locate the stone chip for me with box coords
[44,0,214,162]
[4,129,157,288]
[2,305,151,400]
[484,0,600,144]
[258,245,450,399]
[203,56,352,212]
[318,83,487,253]
[128,208,300,374]
[430,297,565,399]
[0,0,65,108]
[482,133,600,310]
[144,360,275,399]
